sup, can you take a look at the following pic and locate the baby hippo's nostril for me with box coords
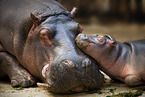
[61,60,75,67]
[82,58,92,67]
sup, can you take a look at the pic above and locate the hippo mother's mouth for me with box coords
[42,64,50,78]
[37,82,88,93]
[39,55,104,93]
[37,82,51,88]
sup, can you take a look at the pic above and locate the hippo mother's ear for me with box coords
[71,7,77,17]
[30,13,40,26]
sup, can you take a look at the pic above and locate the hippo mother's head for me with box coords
[22,9,104,93]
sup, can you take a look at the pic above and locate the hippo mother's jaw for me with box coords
[37,83,87,93]
[39,55,104,93]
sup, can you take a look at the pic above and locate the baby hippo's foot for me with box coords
[0,52,36,87]
[125,75,143,86]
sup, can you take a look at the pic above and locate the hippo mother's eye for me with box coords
[40,28,53,46]
[40,28,53,40]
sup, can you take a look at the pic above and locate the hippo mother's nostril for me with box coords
[82,58,91,67]
[61,60,75,67]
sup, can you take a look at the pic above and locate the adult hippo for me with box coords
[0,0,104,93]
[76,33,145,87]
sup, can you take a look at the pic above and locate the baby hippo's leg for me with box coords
[0,52,36,87]
[125,75,143,86]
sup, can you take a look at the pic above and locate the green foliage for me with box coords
[106,89,143,97]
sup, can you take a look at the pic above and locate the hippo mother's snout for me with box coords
[61,58,92,68]
[61,60,76,67]
[42,56,104,93]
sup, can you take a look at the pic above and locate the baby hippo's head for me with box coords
[75,33,117,60]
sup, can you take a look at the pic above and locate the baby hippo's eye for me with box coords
[40,28,53,40]
[97,35,106,43]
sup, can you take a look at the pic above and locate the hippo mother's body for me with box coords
[76,33,145,86]
[0,0,104,93]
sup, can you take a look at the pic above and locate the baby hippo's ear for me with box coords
[71,7,77,17]
[108,40,117,46]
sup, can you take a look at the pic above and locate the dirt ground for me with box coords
[0,19,145,97]
[0,73,145,97]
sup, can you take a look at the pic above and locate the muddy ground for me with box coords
[0,19,145,97]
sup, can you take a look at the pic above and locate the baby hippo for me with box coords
[75,33,145,86]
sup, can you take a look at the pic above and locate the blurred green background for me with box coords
[57,0,145,23]
[57,0,145,42]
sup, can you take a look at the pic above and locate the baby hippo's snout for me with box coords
[42,57,104,93]
[75,34,94,49]
[77,33,88,40]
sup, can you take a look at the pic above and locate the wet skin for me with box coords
[76,33,145,86]
[0,0,104,93]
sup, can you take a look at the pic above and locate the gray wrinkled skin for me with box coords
[76,33,145,86]
[0,0,104,93]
